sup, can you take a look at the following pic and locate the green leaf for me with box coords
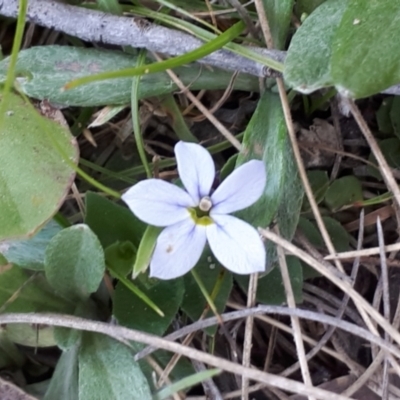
[113,276,184,336]
[44,345,79,400]
[235,91,289,228]
[0,265,72,314]
[78,333,152,400]
[284,0,348,93]
[262,0,294,49]
[323,217,351,252]
[182,251,232,335]
[295,0,327,16]
[159,94,198,143]
[220,154,238,182]
[0,330,25,368]
[324,176,363,211]
[54,300,98,351]
[132,226,163,279]
[0,220,62,270]
[105,241,136,277]
[0,46,259,107]
[108,263,165,317]
[331,1,400,98]
[235,256,303,305]
[85,191,145,249]
[0,265,73,347]
[236,90,303,264]
[0,92,77,241]
[44,224,105,301]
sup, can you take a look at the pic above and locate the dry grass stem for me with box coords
[275,226,314,399]
[0,313,355,400]
[324,242,400,260]
[241,272,258,399]
[258,228,400,349]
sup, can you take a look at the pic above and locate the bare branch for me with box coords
[0,0,283,78]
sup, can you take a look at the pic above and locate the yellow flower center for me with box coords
[188,196,213,226]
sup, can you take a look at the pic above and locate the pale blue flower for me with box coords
[122,141,266,280]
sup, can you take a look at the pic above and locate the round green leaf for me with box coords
[331,1,400,98]
[284,0,348,93]
[45,224,106,301]
[0,92,77,241]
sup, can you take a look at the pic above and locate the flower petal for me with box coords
[211,160,266,215]
[206,215,265,274]
[122,179,195,227]
[175,141,215,203]
[150,219,207,279]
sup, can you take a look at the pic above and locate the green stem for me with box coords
[108,265,165,317]
[65,21,246,89]
[131,50,152,178]
[0,0,27,117]
[190,269,221,322]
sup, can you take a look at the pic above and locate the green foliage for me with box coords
[44,224,106,301]
[85,191,145,249]
[324,176,363,211]
[0,220,62,271]
[0,92,77,241]
[284,0,347,93]
[262,0,294,49]
[286,0,400,98]
[236,91,302,235]
[331,1,400,98]
[44,345,80,400]
[132,226,163,278]
[236,90,303,267]
[294,0,327,17]
[113,276,184,336]
[4,0,396,395]
[78,333,152,400]
[0,46,259,107]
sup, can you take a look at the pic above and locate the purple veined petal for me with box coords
[122,179,195,227]
[206,214,265,274]
[175,141,215,204]
[211,160,266,215]
[150,219,207,279]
